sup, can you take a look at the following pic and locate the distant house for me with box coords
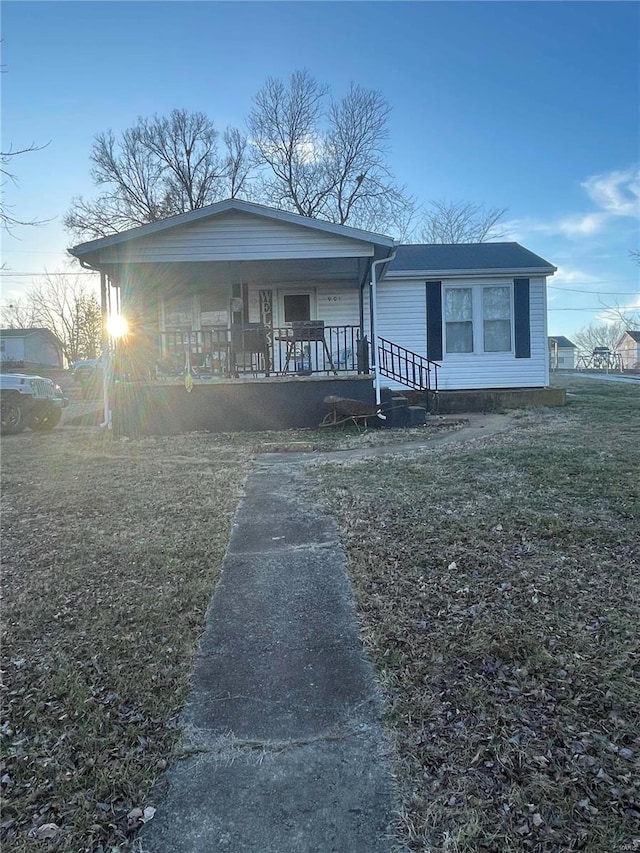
[548,335,577,370]
[0,328,64,369]
[616,330,640,370]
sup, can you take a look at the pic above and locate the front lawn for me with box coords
[318,377,640,851]
[0,418,467,851]
[0,431,249,851]
[2,379,637,852]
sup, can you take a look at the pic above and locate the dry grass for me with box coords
[318,377,640,852]
[1,430,249,852]
[0,417,464,851]
[2,379,638,852]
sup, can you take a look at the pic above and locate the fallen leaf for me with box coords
[142,806,156,823]
[35,823,60,840]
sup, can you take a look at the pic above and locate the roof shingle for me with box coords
[388,242,556,273]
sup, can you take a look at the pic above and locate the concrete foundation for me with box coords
[409,387,566,414]
[111,375,375,436]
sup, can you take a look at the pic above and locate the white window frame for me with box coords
[443,283,514,356]
[276,287,317,327]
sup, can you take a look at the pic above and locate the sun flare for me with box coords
[107,314,129,338]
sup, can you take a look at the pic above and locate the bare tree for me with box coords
[1,60,50,233]
[0,267,102,363]
[1,142,50,232]
[419,200,508,243]
[0,294,41,328]
[65,109,253,240]
[573,321,626,355]
[223,127,254,200]
[597,302,640,332]
[248,71,414,232]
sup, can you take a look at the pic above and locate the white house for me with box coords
[69,199,557,431]
[0,328,63,368]
[616,330,640,370]
[548,335,577,370]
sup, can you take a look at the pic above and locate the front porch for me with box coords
[69,200,439,433]
[155,323,369,380]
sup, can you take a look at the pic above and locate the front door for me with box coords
[275,288,318,373]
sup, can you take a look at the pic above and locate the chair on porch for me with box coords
[278,321,337,375]
[230,323,270,376]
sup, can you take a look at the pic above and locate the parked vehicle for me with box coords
[71,358,100,380]
[71,359,102,398]
[0,373,69,434]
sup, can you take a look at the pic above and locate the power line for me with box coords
[0,271,98,277]
[547,305,635,311]
[548,285,639,295]
[1,249,73,255]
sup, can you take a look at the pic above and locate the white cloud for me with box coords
[554,212,608,238]
[505,212,608,240]
[510,165,639,243]
[582,167,640,218]
[552,266,599,286]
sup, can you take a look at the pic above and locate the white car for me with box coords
[0,373,69,435]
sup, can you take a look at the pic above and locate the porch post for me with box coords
[100,271,111,428]
[370,251,396,411]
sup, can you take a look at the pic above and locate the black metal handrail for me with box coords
[377,338,439,392]
[159,325,367,378]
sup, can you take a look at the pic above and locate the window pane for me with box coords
[446,321,474,352]
[445,288,472,321]
[284,294,311,323]
[484,286,510,319]
[445,288,473,352]
[483,286,511,351]
[484,320,511,352]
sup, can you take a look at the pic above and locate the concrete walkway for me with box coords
[140,456,397,853]
[140,414,516,852]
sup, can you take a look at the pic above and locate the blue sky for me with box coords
[1,0,638,337]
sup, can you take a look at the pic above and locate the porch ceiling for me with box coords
[110,256,371,290]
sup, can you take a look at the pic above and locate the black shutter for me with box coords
[426,280,443,361]
[514,278,531,359]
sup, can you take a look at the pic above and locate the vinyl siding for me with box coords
[2,338,25,361]
[0,334,61,366]
[549,347,576,369]
[376,275,549,390]
[98,211,375,264]
[315,285,361,326]
[246,282,362,326]
[619,335,640,369]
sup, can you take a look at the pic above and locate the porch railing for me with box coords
[158,324,368,378]
[377,337,439,392]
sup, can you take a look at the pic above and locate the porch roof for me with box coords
[69,199,396,269]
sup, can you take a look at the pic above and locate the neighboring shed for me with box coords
[616,330,640,370]
[0,328,64,368]
[548,335,577,370]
